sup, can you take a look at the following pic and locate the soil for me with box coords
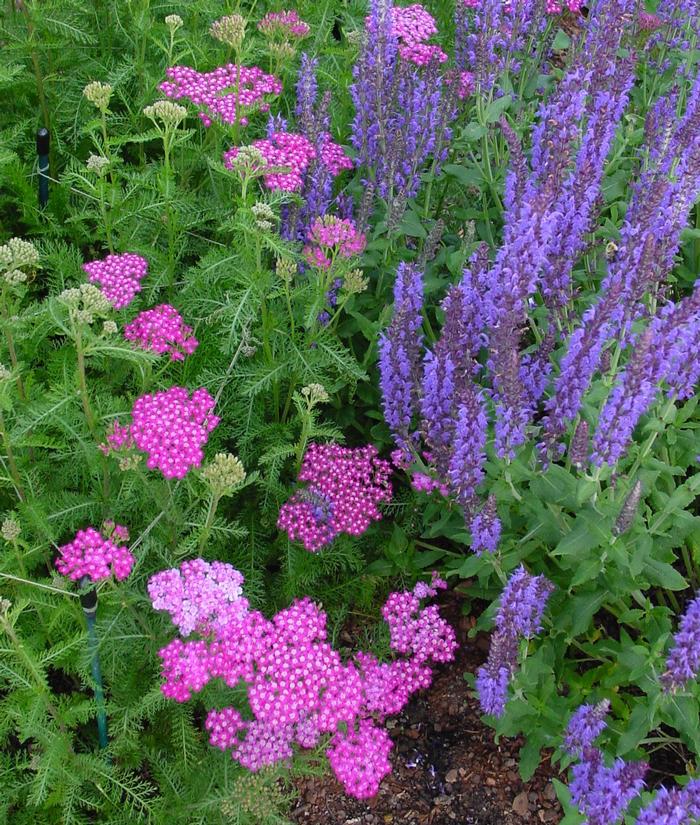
[291,602,563,825]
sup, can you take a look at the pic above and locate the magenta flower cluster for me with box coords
[82,252,148,310]
[393,4,447,66]
[257,9,310,39]
[149,561,456,798]
[277,443,392,552]
[303,216,367,269]
[131,387,219,478]
[124,304,199,361]
[224,132,351,192]
[55,523,134,582]
[102,387,219,479]
[160,64,282,128]
[224,131,315,191]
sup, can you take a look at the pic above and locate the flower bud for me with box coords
[201,453,246,497]
[210,14,246,51]
[83,80,113,112]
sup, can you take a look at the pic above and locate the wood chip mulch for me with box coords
[290,601,564,825]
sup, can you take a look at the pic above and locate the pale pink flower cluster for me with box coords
[277,443,391,552]
[148,559,247,636]
[544,0,583,12]
[149,560,457,799]
[257,9,310,39]
[303,216,367,270]
[56,524,134,582]
[82,253,148,310]
[638,11,663,30]
[160,64,282,127]
[124,304,199,361]
[391,4,447,65]
[383,573,457,664]
[224,131,316,191]
[411,472,449,496]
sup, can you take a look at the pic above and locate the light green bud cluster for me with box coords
[210,14,246,50]
[301,383,329,407]
[143,99,187,127]
[1,516,21,542]
[343,268,369,295]
[251,202,275,231]
[201,453,246,497]
[83,81,113,112]
[59,283,111,325]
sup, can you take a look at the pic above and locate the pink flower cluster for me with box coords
[224,131,315,191]
[124,304,199,361]
[82,253,148,310]
[319,136,354,176]
[544,0,583,12]
[55,524,134,582]
[102,387,219,479]
[131,387,219,478]
[390,4,447,66]
[224,132,352,192]
[149,560,457,798]
[303,216,367,270]
[257,9,310,39]
[160,64,282,128]
[638,11,663,31]
[277,443,391,552]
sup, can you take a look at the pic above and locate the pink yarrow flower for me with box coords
[399,42,447,66]
[160,64,282,128]
[129,387,219,478]
[56,523,134,582]
[82,253,148,310]
[224,131,316,191]
[303,216,367,270]
[258,9,310,39]
[149,559,457,798]
[277,443,391,552]
[124,304,198,361]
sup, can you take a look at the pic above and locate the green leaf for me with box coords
[484,94,512,123]
[519,735,544,781]
[643,559,687,591]
[552,29,572,50]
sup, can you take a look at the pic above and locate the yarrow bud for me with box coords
[210,14,247,51]
[83,80,113,112]
[0,237,40,276]
[276,257,296,282]
[143,99,187,127]
[0,363,11,381]
[1,516,21,542]
[201,453,247,497]
[300,383,329,407]
[102,320,118,335]
[58,283,111,325]
[55,524,134,582]
[251,202,276,231]
[86,153,110,176]
[343,268,369,295]
[165,14,183,33]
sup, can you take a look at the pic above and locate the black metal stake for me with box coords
[79,579,109,751]
[36,127,50,208]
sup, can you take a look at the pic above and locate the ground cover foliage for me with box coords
[0,0,700,823]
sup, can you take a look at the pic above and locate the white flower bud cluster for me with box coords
[59,283,111,325]
[165,14,183,33]
[87,153,110,176]
[1,516,21,542]
[251,202,276,231]
[210,14,246,50]
[143,99,187,127]
[83,81,113,112]
[301,383,329,407]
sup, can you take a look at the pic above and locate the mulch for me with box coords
[290,603,564,825]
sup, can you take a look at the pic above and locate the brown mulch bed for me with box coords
[290,605,563,825]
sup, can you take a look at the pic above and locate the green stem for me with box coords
[198,493,221,552]
[75,326,97,438]
[1,294,27,401]
[0,408,25,501]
